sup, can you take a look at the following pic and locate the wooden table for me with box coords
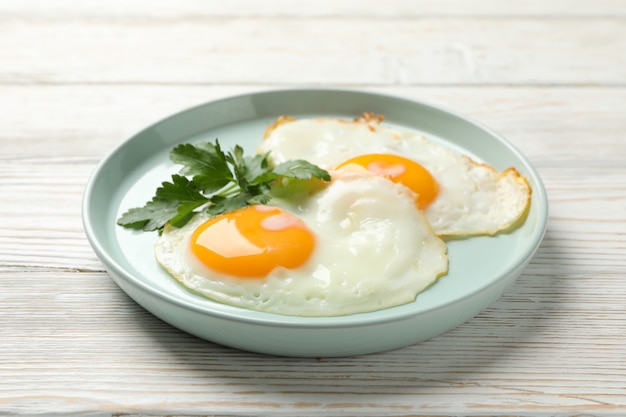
[2,1,625,416]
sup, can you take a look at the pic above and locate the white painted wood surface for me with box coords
[1,1,625,416]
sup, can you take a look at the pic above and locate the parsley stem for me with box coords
[218,182,240,197]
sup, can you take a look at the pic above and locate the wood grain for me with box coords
[1,17,624,86]
[1,1,626,416]
[1,0,625,17]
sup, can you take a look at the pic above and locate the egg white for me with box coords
[258,115,532,237]
[154,171,448,317]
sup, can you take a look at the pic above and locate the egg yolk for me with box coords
[189,205,315,278]
[336,153,439,209]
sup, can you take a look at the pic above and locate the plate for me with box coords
[82,88,548,357]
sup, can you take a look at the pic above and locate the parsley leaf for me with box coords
[116,174,209,232]
[116,198,180,232]
[253,159,331,184]
[170,142,232,193]
[116,139,330,233]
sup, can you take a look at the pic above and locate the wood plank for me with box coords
[1,85,625,162]
[1,18,624,85]
[1,271,625,415]
[1,0,625,18]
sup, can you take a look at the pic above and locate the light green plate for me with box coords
[82,88,548,357]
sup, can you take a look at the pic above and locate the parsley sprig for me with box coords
[117,140,330,233]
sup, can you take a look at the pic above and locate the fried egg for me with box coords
[154,171,448,316]
[258,114,532,237]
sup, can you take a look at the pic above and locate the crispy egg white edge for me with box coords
[258,116,532,238]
